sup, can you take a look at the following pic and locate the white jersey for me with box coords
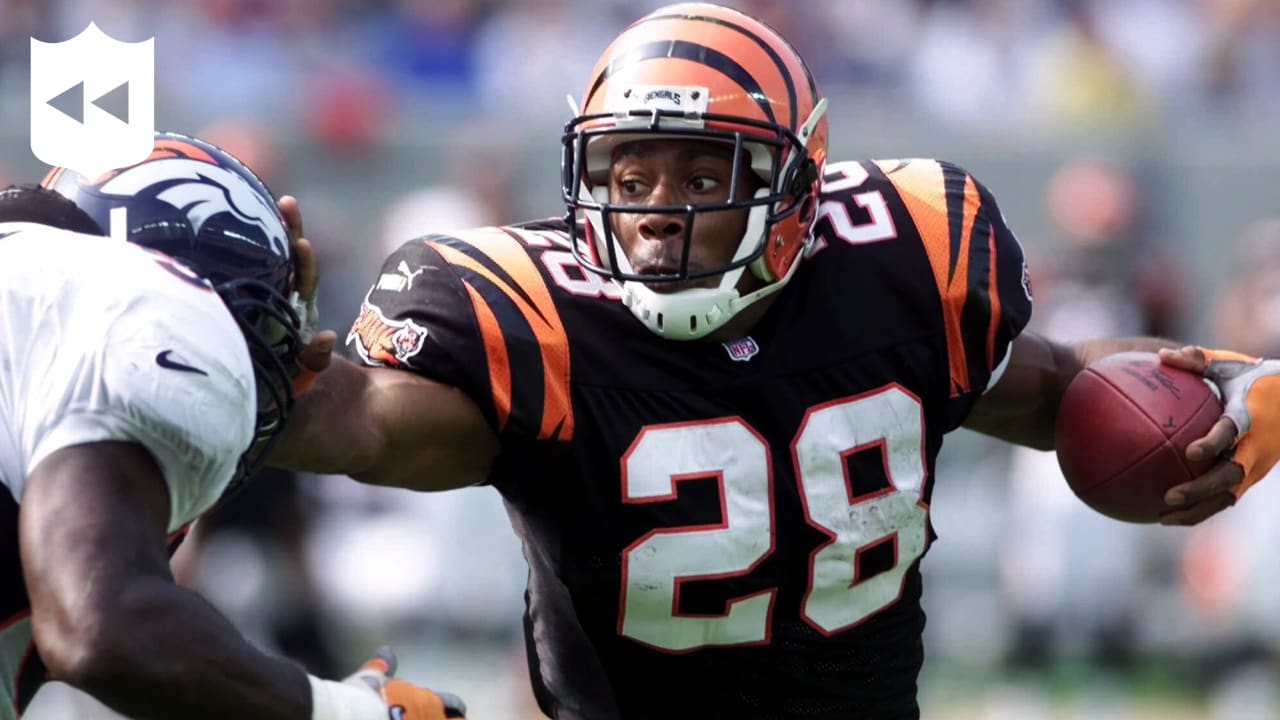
[0,222,255,718]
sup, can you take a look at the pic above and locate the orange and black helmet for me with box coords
[562,2,828,293]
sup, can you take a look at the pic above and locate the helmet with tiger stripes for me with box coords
[562,2,828,340]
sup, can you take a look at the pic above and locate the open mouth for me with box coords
[632,263,690,293]
[630,261,724,293]
[633,262,684,280]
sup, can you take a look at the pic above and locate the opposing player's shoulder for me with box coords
[83,245,254,442]
[96,283,254,454]
[10,233,254,525]
[0,220,54,240]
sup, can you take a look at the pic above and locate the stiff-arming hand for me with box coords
[278,194,337,392]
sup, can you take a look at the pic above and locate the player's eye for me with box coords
[687,175,720,194]
[615,178,648,198]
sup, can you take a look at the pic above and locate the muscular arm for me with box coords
[270,355,500,491]
[962,331,1180,450]
[21,441,312,720]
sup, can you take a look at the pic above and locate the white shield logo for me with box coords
[30,23,154,180]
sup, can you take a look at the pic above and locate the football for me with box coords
[1054,351,1223,523]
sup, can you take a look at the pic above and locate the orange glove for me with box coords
[384,678,466,720]
[349,647,466,720]
[1200,348,1280,498]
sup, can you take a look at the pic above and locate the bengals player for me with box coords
[275,3,1280,718]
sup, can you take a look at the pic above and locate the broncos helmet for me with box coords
[562,2,828,340]
[41,131,302,487]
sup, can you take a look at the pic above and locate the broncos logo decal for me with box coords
[97,158,288,256]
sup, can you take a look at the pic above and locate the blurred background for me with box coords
[4,0,1280,717]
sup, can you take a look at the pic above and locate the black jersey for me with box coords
[348,159,1033,719]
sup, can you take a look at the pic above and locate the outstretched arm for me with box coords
[271,354,499,491]
[23,441,466,719]
[271,195,499,491]
[24,442,312,720]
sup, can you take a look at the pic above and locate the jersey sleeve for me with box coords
[875,159,1034,428]
[347,228,573,442]
[26,270,255,533]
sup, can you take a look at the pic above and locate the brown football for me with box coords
[1055,351,1222,523]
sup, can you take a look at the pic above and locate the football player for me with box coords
[273,3,1280,718]
[0,134,463,720]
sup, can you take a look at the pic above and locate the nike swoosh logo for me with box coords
[155,349,208,376]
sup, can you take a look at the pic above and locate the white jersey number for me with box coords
[808,163,898,256]
[619,387,928,652]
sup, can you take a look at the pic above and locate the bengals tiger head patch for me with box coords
[347,299,429,368]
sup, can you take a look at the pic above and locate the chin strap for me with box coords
[622,238,806,341]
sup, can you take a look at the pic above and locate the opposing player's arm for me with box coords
[271,355,500,491]
[21,441,314,720]
[963,331,1180,450]
[24,440,463,719]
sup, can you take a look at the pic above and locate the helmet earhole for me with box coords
[788,158,818,198]
[798,196,815,224]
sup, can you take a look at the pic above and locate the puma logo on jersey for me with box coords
[376,260,427,292]
[99,158,288,255]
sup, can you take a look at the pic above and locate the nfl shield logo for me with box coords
[30,23,154,180]
[722,336,760,362]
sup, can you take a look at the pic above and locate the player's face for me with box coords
[607,139,762,292]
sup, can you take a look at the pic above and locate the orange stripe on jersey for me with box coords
[429,231,573,440]
[985,226,1001,372]
[463,281,513,430]
[881,159,971,395]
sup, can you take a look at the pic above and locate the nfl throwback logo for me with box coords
[30,23,154,180]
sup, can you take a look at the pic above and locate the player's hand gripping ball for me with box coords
[1055,351,1223,523]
